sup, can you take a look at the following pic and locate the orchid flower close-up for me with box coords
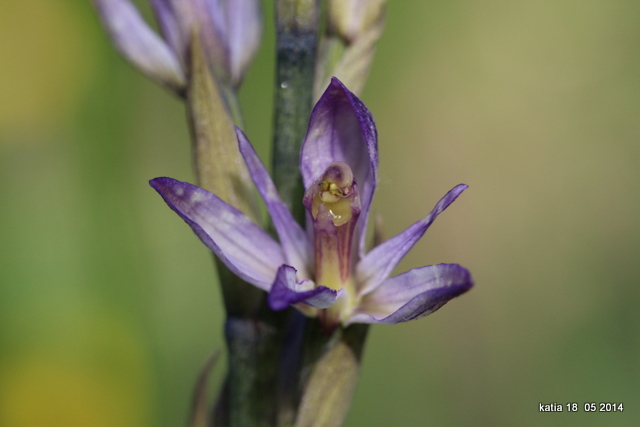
[151,78,473,329]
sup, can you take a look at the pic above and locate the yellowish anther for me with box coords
[319,185,341,203]
[311,162,356,226]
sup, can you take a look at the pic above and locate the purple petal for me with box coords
[236,128,313,279]
[356,184,468,294]
[165,0,199,61]
[149,0,185,61]
[195,0,262,86]
[93,0,185,90]
[346,264,473,325]
[299,77,378,257]
[193,0,231,79]
[268,265,340,311]
[225,0,262,85]
[150,177,283,290]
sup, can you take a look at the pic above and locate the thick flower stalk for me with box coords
[93,0,262,92]
[151,78,473,332]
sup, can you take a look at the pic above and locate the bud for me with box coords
[328,0,386,43]
[195,0,263,87]
[93,0,186,92]
[314,0,388,98]
[93,0,263,91]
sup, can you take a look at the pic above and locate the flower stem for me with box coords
[273,0,321,224]
[215,306,289,427]
[185,29,285,427]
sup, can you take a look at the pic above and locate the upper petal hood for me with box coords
[299,77,378,256]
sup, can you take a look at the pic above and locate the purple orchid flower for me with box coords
[93,0,262,91]
[150,78,473,329]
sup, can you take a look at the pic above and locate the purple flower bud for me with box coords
[93,0,186,91]
[93,0,262,90]
[197,0,263,87]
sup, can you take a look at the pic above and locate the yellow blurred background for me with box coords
[1,1,638,426]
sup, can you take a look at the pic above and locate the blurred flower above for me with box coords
[151,78,473,331]
[92,0,262,92]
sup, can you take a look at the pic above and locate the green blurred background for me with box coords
[1,1,639,426]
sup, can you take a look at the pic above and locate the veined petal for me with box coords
[150,177,283,290]
[268,265,340,311]
[93,0,186,90]
[236,128,313,279]
[299,77,378,256]
[346,264,473,325]
[356,184,468,294]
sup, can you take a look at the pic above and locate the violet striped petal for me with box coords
[268,265,340,311]
[346,264,473,325]
[93,0,185,90]
[356,184,468,295]
[299,77,378,256]
[237,128,313,279]
[150,177,283,290]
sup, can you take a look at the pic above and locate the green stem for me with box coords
[216,306,289,427]
[184,29,288,427]
[272,0,320,224]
